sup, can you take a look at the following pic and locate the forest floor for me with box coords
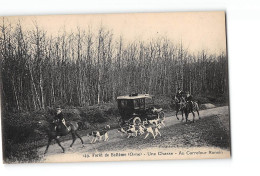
[37,106,230,162]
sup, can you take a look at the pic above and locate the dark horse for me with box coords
[182,101,201,123]
[37,120,85,155]
[172,95,185,120]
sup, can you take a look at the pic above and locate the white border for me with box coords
[1,0,260,176]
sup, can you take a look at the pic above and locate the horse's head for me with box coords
[37,119,54,130]
[38,119,47,125]
[32,120,52,135]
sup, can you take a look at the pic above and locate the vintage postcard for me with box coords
[0,11,230,163]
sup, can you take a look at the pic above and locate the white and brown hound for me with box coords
[142,120,162,139]
[89,125,110,143]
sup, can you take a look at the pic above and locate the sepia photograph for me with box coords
[0,11,230,164]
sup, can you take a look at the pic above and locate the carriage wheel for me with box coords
[133,117,141,125]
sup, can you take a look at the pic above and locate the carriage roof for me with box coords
[117,94,152,100]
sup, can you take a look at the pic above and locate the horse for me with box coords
[182,101,201,123]
[37,120,85,155]
[172,95,185,120]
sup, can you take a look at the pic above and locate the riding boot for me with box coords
[55,126,60,138]
[178,101,181,111]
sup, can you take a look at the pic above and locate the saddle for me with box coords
[55,122,71,134]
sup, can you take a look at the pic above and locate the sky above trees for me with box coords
[2,11,226,55]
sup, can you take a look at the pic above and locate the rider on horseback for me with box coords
[176,88,184,103]
[54,107,69,132]
[185,91,193,111]
[175,88,185,112]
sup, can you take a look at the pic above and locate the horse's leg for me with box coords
[192,111,195,123]
[44,138,52,155]
[75,131,84,147]
[175,108,179,120]
[69,133,76,149]
[181,110,184,122]
[55,138,65,153]
[185,112,188,123]
[197,109,201,119]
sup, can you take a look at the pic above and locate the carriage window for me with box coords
[145,98,152,105]
[139,98,145,109]
[133,99,145,109]
[120,100,128,108]
[133,99,140,109]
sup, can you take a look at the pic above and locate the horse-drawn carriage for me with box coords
[117,93,164,126]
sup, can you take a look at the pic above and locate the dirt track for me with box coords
[38,106,229,161]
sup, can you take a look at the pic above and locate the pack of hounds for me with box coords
[88,107,165,143]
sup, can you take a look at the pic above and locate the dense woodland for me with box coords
[1,19,228,112]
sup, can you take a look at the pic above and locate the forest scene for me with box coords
[0,13,230,163]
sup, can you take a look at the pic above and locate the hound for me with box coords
[148,118,165,127]
[117,127,128,136]
[89,125,110,143]
[153,124,162,137]
[99,125,110,141]
[118,123,146,138]
[148,109,166,127]
[117,124,137,138]
[126,124,138,138]
[88,131,101,143]
[143,123,162,139]
[151,107,163,113]
[137,124,145,135]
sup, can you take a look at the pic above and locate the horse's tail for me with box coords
[195,99,201,108]
[193,101,200,111]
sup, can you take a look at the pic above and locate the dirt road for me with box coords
[38,106,229,162]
